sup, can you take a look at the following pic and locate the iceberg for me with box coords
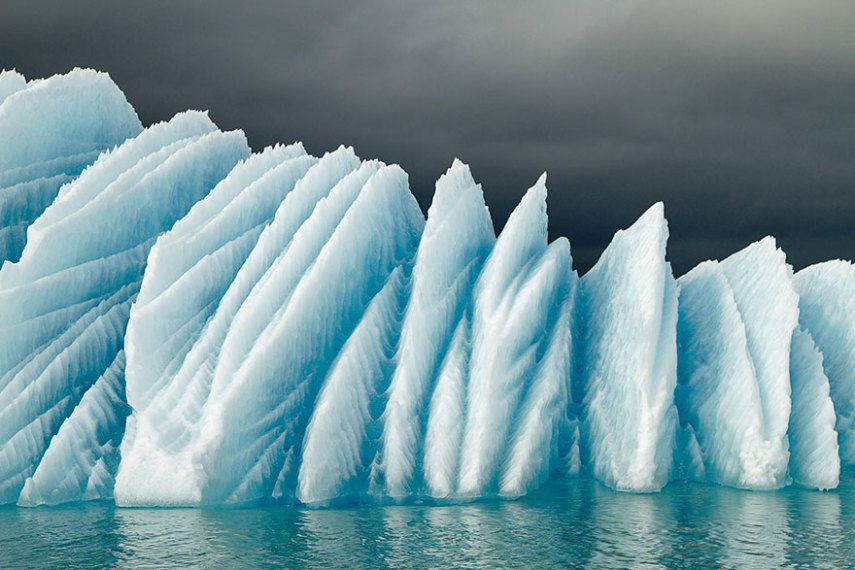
[115,150,424,506]
[458,176,575,497]
[0,108,248,505]
[0,68,853,506]
[675,238,799,489]
[794,261,855,465]
[498,265,575,498]
[184,161,422,505]
[719,237,799,485]
[422,317,472,499]
[675,238,842,490]
[575,203,678,492]
[0,70,27,105]
[382,159,495,500]
[17,352,128,506]
[298,266,409,505]
[788,327,839,490]
[0,68,142,265]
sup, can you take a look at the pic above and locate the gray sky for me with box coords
[3,0,854,274]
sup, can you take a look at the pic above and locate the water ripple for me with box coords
[1,474,853,569]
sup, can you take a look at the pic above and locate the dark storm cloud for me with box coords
[2,0,854,274]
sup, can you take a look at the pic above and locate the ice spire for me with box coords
[576,203,678,492]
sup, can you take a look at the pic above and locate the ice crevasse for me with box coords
[0,68,850,507]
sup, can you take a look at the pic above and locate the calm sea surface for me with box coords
[1,473,853,569]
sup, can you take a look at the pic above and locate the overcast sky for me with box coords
[3,0,854,274]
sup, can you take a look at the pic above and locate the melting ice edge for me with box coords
[0,68,849,507]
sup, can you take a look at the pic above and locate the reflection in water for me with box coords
[789,489,842,564]
[0,504,125,569]
[0,475,852,568]
[300,505,392,567]
[719,490,789,568]
[588,485,673,568]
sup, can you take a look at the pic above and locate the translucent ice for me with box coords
[788,327,839,490]
[0,70,27,105]
[458,179,575,496]
[0,68,852,507]
[115,152,424,506]
[17,352,129,506]
[298,267,409,505]
[381,159,495,499]
[0,68,141,265]
[675,239,800,489]
[576,203,678,492]
[720,238,799,483]
[794,261,855,465]
[0,68,140,171]
[677,261,778,488]
[0,110,248,505]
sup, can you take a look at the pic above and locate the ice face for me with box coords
[794,261,855,465]
[677,260,777,488]
[298,266,409,505]
[0,70,27,105]
[123,143,312,410]
[675,238,801,490]
[0,68,140,171]
[498,252,576,497]
[0,110,248,505]
[2,68,855,507]
[382,159,495,500]
[458,182,574,497]
[194,162,422,505]
[788,327,839,490]
[719,238,799,481]
[115,158,577,506]
[0,69,142,265]
[575,203,678,492]
[17,352,129,506]
[422,317,472,498]
[115,151,424,506]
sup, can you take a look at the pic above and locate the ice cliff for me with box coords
[0,69,850,506]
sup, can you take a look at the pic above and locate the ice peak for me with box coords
[427,160,486,224]
[636,201,666,230]
[632,202,669,245]
[508,175,548,231]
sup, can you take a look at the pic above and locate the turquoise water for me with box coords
[1,474,852,569]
